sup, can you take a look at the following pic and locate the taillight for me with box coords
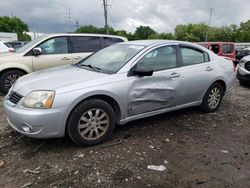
[8,48,14,53]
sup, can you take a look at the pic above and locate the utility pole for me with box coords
[205,8,213,42]
[75,20,80,30]
[103,0,108,34]
[65,8,74,31]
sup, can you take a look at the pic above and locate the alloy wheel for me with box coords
[208,87,221,109]
[78,108,109,140]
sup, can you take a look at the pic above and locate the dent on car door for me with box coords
[177,46,214,104]
[71,36,101,63]
[128,45,182,116]
[32,36,73,71]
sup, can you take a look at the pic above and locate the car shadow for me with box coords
[16,106,203,156]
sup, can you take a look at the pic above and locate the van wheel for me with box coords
[0,70,25,94]
[201,82,224,113]
[67,99,116,146]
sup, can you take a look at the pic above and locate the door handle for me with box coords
[205,66,214,71]
[61,57,71,60]
[74,56,82,60]
[169,72,181,78]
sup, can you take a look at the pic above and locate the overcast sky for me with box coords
[1,0,250,33]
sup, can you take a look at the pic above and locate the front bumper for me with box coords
[3,97,67,138]
[237,66,250,82]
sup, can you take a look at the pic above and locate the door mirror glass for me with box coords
[131,67,153,77]
[33,47,42,56]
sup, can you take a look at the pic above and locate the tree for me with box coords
[0,16,31,41]
[76,25,116,35]
[174,23,207,42]
[237,20,250,42]
[134,26,157,39]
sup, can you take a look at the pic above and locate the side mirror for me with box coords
[130,67,153,77]
[33,47,42,56]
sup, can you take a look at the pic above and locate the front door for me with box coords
[32,36,73,71]
[128,45,182,116]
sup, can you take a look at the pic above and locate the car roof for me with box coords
[198,42,235,45]
[121,40,198,47]
[42,33,128,41]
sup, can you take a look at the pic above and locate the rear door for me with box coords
[70,36,101,63]
[128,45,182,115]
[177,45,216,105]
[32,36,72,71]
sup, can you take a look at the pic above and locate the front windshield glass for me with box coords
[78,44,145,74]
[15,35,49,53]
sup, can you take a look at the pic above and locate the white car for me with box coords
[0,33,127,93]
[0,41,14,53]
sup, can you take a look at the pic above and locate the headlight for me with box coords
[22,90,55,109]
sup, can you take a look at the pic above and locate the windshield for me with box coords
[78,44,145,74]
[15,35,48,53]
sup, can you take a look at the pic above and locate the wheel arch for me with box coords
[65,94,122,132]
[0,68,28,76]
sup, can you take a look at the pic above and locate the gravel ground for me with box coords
[0,82,250,188]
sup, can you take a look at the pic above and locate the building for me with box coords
[0,32,18,42]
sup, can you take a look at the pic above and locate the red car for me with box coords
[198,42,238,65]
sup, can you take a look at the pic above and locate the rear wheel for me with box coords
[201,82,224,113]
[0,70,25,94]
[67,99,116,146]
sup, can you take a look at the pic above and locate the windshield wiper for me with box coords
[78,64,101,72]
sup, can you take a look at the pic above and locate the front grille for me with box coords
[245,62,250,71]
[8,92,23,104]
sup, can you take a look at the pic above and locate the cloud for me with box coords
[0,0,249,33]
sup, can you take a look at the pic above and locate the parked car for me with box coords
[0,33,127,94]
[237,55,250,85]
[197,42,238,65]
[0,41,14,53]
[236,47,250,61]
[3,40,236,146]
[4,41,29,50]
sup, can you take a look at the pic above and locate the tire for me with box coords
[67,99,116,146]
[0,70,25,94]
[201,82,224,113]
[239,80,248,86]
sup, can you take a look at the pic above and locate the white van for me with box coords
[0,33,127,93]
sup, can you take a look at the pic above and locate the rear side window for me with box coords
[222,44,234,54]
[181,47,209,66]
[103,37,124,47]
[71,36,101,53]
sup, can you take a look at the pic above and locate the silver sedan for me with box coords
[3,40,236,146]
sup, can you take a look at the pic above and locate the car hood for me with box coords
[0,52,23,62]
[13,65,108,95]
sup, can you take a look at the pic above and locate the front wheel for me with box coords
[0,70,25,94]
[67,99,116,146]
[201,83,224,113]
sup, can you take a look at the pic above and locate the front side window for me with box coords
[222,44,234,54]
[71,36,101,53]
[38,37,68,55]
[209,44,220,54]
[181,47,209,66]
[136,46,177,71]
